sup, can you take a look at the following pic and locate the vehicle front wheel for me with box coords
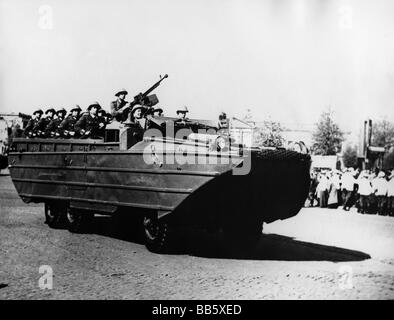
[142,216,173,253]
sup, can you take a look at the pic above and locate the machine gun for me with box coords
[124,74,168,123]
[18,112,32,120]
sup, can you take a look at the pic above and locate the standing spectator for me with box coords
[357,171,373,214]
[316,173,329,208]
[336,170,343,206]
[368,170,378,214]
[307,171,318,207]
[387,171,394,217]
[328,171,341,209]
[354,167,361,179]
[341,168,356,211]
[372,171,389,215]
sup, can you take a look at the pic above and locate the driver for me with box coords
[129,105,147,130]
[176,106,189,120]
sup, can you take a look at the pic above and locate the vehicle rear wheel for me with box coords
[66,208,93,233]
[142,216,172,253]
[45,203,66,229]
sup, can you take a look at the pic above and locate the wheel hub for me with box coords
[47,208,55,219]
[143,217,159,240]
[67,210,77,224]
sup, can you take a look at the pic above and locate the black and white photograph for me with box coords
[0,0,394,303]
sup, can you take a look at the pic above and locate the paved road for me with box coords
[0,174,393,299]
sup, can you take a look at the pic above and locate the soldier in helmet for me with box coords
[34,108,55,137]
[176,106,189,120]
[97,108,110,137]
[125,104,148,142]
[153,107,163,117]
[75,102,105,139]
[175,106,191,128]
[129,105,148,129]
[24,109,43,138]
[110,88,129,122]
[58,105,82,138]
[46,108,67,138]
[97,108,107,123]
[218,112,229,129]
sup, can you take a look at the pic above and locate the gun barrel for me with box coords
[0,113,31,119]
[142,74,168,97]
[0,113,18,117]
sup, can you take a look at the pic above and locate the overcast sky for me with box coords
[1,0,394,137]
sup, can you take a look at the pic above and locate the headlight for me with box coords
[216,136,228,151]
[292,142,302,153]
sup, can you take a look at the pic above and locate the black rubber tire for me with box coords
[0,155,8,170]
[142,216,172,253]
[45,203,66,229]
[222,216,262,256]
[66,208,93,233]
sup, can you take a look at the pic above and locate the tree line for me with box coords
[311,110,394,169]
[249,108,394,169]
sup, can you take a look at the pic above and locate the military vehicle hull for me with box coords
[8,137,311,252]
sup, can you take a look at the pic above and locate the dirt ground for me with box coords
[0,174,393,299]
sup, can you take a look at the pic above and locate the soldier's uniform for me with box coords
[75,102,104,139]
[58,105,82,138]
[33,108,56,137]
[23,109,43,138]
[124,105,147,142]
[97,109,109,138]
[24,118,39,138]
[110,89,129,122]
[46,108,67,138]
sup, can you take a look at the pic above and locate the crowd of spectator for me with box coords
[307,167,394,216]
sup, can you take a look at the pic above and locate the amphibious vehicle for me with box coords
[8,76,311,253]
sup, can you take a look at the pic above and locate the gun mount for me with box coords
[124,74,168,122]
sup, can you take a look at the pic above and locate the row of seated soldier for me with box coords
[23,103,112,139]
[23,87,192,139]
[22,104,168,140]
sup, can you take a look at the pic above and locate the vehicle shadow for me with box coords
[185,230,371,262]
[90,216,371,262]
